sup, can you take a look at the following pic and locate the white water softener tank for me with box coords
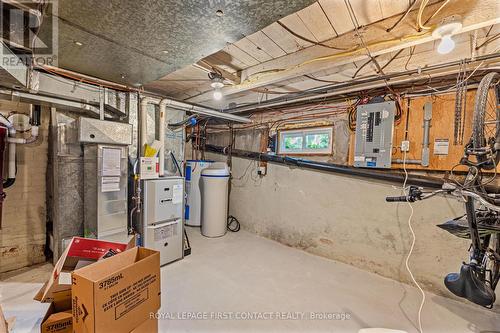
[185,160,213,226]
[200,163,230,238]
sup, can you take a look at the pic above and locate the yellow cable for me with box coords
[418,0,450,31]
[240,30,433,86]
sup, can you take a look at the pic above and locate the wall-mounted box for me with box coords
[354,101,395,169]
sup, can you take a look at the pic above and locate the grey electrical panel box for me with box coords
[354,101,395,168]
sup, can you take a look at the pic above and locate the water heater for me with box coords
[184,160,213,226]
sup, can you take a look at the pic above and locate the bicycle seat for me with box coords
[444,264,496,307]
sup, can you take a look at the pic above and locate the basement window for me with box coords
[278,127,333,155]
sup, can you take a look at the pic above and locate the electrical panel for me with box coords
[354,101,395,169]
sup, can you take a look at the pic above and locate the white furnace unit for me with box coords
[142,177,184,265]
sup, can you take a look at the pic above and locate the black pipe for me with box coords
[205,144,446,189]
[170,151,183,177]
[3,178,15,188]
[31,104,41,126]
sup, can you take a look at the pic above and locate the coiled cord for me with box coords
[227,215,240,232]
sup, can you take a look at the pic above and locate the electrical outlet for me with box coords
[401,140,410,152]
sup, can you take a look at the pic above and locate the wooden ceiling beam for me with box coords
[193,60,241,85]
[186,0,500,104]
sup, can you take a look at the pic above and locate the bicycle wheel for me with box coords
[486,233,500,290]
[472,72,500,169]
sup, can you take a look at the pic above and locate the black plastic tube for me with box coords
[205,144,445,189]
[3,178,15,188]
[31,105,41,126]
[170,151,183,177]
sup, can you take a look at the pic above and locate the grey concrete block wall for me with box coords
[0,101,49,273]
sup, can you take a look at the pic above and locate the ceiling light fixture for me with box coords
[432,15,462,55]
[213,88,223,100]
[74,41,83,46]
[209,72,225,100]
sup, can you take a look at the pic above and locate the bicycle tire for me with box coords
[486,233,500,290]
[472,72,500,169]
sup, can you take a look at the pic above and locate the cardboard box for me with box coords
[0,305,9,332]
[72,247,161,333]
[41,307,72,333]
[40,288,73,333]
[34,237,132,303]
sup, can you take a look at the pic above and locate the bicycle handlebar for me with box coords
[385,196,411,202]
[385,183,500,212]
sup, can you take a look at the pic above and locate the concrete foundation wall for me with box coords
[205,151,485,302]
[0,101,48,273]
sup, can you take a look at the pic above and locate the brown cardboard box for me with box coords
[41,296,73,333]
[72,247,161,333]
[41,308,72,333]
[0,305,9,332]
[34,237,132,303]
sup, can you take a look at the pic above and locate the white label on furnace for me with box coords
[354,156,365,162]
[102,148,121,176]
[434,139,449,155]
[101,177,120,192]
[172,184,183,204]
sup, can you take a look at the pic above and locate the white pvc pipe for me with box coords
[6,126,39,144]
[158,99,171,177]
[139,97,155,157]
[7,142,15,179]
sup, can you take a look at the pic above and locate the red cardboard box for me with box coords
[34,237,133,303]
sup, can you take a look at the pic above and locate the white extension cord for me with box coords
[402,151,426,333]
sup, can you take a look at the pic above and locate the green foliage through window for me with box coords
[284,136,303,149]
[306,134,329,149]
[279,127,332,154]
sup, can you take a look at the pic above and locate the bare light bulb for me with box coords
[437,34,455,54]
[213,88,223,100]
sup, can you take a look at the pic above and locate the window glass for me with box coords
[284,135,303,149]
[305,133,329,149]
[278,127,333,155]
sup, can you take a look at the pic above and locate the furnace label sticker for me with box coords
[172,184,183,204]
[102,148,122,176]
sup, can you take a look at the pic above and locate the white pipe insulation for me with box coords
[158,99,171,177]
[139,97,155,157]
[139,97,172,177]
[139,96,250,177]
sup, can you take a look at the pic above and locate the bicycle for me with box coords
[386,72,500,308]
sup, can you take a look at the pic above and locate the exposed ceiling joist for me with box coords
[185,0,500,104]
[194,60,241,85]
[199,31,499,109]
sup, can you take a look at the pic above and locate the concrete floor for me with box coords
[1,229,499,333]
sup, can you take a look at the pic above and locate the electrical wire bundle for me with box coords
[347,95,403,131]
